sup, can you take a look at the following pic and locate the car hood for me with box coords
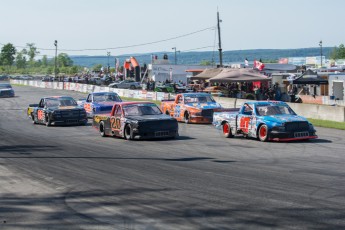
[185,102,222,110]
[93,101,117,107]
[49,106,83,110]
[263,115,308,124]
[126,114,176,122]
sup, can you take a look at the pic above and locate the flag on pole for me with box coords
[253,60,265,71]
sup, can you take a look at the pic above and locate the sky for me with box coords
[2,0,345,58]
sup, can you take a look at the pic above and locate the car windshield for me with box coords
[184,94,215,103]
[123,104,162,116]
[256,105,296,116]
[45,97,77,108]
[93,93,121,102]
[0,84,12,89]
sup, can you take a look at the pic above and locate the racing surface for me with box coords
[1,84,345,229]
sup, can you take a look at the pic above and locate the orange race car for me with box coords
[160,93,224,124]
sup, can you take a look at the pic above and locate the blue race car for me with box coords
[213,101,317,142]
[0,83,15,97]
[78,92,122,118]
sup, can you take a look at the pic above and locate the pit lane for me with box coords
[1,84,345,229]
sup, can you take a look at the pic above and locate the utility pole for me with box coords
[172,47,177,65]
[54,40,58,79]
[217,10,223,67]
[107,52,110,72]
[319,40,323,67]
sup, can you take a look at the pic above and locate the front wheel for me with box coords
[99,121,106,137]
[258,124,269,142]
[222,122,234,138]
[124,124,134,140]
[45,115,51,127]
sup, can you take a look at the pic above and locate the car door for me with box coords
[110,104,123,136]
[36,99,46,124]
[84,94,93,116]
[238,103,254,134]
[173,95,184,121]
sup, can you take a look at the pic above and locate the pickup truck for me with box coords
[77,92,122,118]
[213,101,317,142]
[27,96,87,126]
[93,101,178,140]
[160,93,223,124]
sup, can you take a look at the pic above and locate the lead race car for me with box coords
[213,101,317,142]
[27,96,87,126]
[93,102,178,140]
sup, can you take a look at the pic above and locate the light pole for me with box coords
[319,40,323,67]
[172,47,177,65]
[107,52,110,72]
[54,40,58,79]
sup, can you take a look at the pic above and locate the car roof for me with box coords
[181,92,211,96]
[43,96,74,99]
[92,92,119,95]
[245,101,288,106]
[115,101,155,106]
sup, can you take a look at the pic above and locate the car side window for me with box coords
[243,104,253,115]
[86,95,92,102]
[177,96,183,104]
[115,106,122,116]
[39,99,45,108]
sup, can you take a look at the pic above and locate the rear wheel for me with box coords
[113,85,118,88]
[258,124,269,142]
[222,122,234,138]
[130,85,136,89]
[184,112,190,124]
[99,121,106,137]
[31,114,37,124]
[124,124,134,140]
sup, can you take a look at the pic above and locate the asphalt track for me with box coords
[1,84,345,230]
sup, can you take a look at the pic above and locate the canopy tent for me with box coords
[190,68,223,80]
[209,68,270,82]
[292,69,328,85]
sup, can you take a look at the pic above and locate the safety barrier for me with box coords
[11,80,345,122]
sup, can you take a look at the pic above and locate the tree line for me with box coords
[0,43,80,75]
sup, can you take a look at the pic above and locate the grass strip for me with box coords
[308,118,345,130]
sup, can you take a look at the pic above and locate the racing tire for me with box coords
[258,124,269,142]
[222,122,234,138]
[100,121,106,137]
[130,85,136,90]
[45,115,51,127]
[165,110,170,116]
[184,112,190,124]
[32,114,38,124]
[112,85,118,88]
[124,124,134,140]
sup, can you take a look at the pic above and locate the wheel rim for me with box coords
[223,123,229,134]
[260,126,267,139]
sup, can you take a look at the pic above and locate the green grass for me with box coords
[308,118,345,130]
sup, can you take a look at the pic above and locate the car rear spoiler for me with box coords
[29,104,39,107]
[161,99,175,102]
[220,108,239,112]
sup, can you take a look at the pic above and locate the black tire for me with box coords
[184,112,190,124]
[113,85,118,88]
[222,122,234,138]
[45,114,51,127]
[31,114,38,124]
[165,110,170,116]
[130,85,136,89]
[99,121,106,137]
[258,124,269,142]
[124,124,134,140]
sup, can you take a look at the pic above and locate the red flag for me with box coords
[254,60,265,71]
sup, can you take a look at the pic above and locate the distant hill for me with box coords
[70,47,333,68]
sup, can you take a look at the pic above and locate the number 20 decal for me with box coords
[110,117,121,130]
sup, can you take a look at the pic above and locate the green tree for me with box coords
[0,43,17,66]
[92,64,103,72]
[26,43,39,62]
[57,53,73,67]
[42,55,48,67]
[200,60,213,66]
[15,50,27,68]
[329,44,345,60]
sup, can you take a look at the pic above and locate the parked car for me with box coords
[213,101,317,142]
[108,80,141,89]
[0,83,15,97]
[27,96,87,126]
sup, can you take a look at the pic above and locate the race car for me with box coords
[27,96,87,126]
[160,93,223,124]
[0,83,15,97]
[78,92,122,118]
[93,101,178,140]
[213,101,317,142]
